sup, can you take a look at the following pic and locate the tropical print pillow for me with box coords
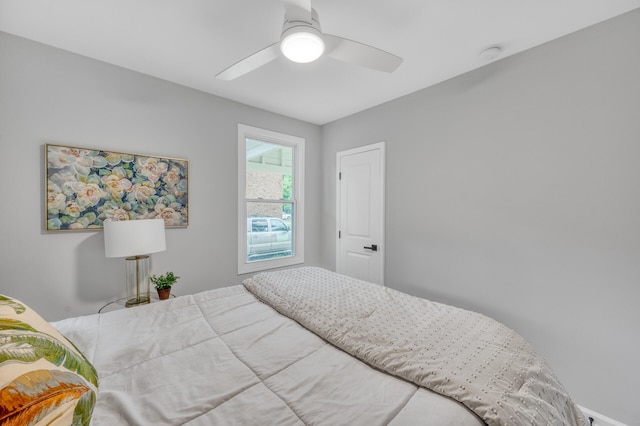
[0,295,98,425]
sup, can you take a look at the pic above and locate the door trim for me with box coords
[336,141,386,285]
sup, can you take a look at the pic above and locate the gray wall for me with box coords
[0,31,322,321]
[322,10,640,425]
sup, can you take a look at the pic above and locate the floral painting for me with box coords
[45,144,188,231]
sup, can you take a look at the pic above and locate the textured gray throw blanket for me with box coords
[244,267,588,426]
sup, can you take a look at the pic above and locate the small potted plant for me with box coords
[150,272,179,300]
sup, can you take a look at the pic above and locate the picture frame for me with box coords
[45,144,189,231]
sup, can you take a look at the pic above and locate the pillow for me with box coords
[0,295,98,426]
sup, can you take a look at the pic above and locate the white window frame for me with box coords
[237,124,305,274]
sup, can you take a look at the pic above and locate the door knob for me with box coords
[363,244,378,252]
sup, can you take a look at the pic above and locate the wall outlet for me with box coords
[579,405,629,426]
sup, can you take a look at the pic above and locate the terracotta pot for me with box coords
[157,288,171,300]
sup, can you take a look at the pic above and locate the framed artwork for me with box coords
[45,144,189,231]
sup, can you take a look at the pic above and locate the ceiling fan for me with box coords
[215,0,403,80]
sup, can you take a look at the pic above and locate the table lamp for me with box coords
[103,218,166,307]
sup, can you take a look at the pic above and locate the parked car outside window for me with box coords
[247,217,292,260]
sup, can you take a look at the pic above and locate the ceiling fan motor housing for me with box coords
[280,8,325,63]
[282,7,322,34]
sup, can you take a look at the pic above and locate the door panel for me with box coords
[336,142,385,285]
[346,162,371,237]
[344,251,372,282]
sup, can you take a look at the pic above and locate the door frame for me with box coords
[336,141,386,285]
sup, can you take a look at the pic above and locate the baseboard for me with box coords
[578,405,629,426]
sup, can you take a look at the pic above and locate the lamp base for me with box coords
[124,255,151,308]
[125,296,151,307]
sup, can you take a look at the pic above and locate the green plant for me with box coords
[150,272,179,290]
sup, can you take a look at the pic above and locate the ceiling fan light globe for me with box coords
[280,28,325,63]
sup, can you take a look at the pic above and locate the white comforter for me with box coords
[244,267,588,426]
[53,282,483,425]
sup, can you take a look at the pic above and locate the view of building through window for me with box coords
[245,139,294,262]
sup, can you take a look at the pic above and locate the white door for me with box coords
[336,142,385,285]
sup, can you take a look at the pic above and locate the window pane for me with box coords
[238,124,304,275]
[246,139,293,200]
[247,202,293,262]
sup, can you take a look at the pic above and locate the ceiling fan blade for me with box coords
[215,42,281,81]
[324,34,403,73]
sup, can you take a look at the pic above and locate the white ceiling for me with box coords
[1,0,639,125]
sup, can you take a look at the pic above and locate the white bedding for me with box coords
[244,268,588,426]
[53,281,484,425]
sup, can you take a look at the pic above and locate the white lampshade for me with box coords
[104,219,166,258]
[280,27,325,63]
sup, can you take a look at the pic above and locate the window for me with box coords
[238,124,304,274]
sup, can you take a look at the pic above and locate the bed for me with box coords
[2,267,588,425]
